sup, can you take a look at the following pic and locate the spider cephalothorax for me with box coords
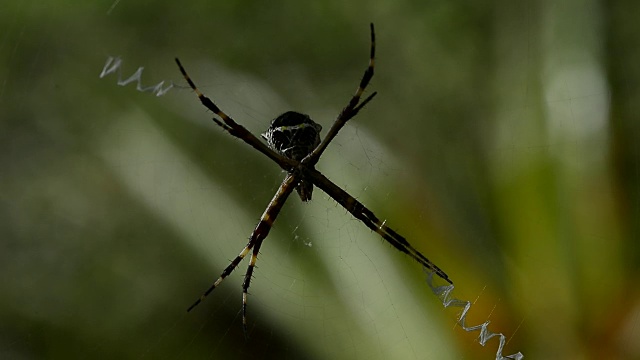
[261,111,322,201]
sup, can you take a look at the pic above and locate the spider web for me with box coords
[2,1,639,360]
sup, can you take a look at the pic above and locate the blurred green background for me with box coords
[2,0,639,359]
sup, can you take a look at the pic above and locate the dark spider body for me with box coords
[262,111,322,201]
[175,23,452,337]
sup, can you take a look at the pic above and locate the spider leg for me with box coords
[308,169,453,284]
[186,174,298,326]
[304,23,377,167]
[241,236,266,337]
[187,244,253,312]
[175,58,297,171]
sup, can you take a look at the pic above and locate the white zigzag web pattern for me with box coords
[425,269,524,360]
[99,56,174,96]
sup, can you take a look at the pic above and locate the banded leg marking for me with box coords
[186,174,297,336]
[174,58,296,171]
[241,242,262,335]
[238,175,296,336]
[187,246,253,312]
[352,22,376,102]
[309,169,452,284]
[304,23,378,167]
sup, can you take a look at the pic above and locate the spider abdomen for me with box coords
[262,111,322,201]
[261,111,322,161]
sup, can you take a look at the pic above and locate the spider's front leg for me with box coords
[175,58,296,172]
[303,23,378,167]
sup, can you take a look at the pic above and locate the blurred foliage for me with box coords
[1,0,639,359]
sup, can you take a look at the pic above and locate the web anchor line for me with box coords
[424,269,524,360]
[99,56,175,96]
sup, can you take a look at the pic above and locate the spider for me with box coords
[175,23,452,335]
